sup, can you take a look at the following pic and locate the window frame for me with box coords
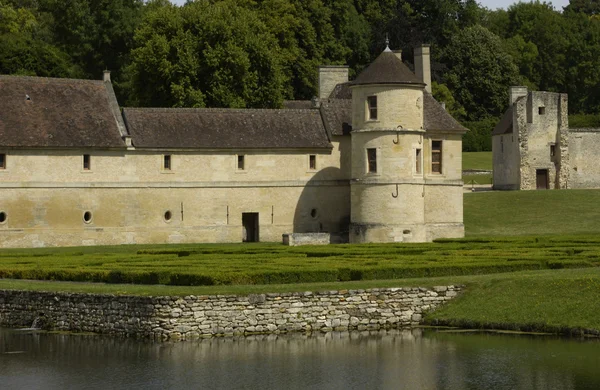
[367,148,377,173]
[367,96,378,121]
[309,154,317,171]
[163,154,172,171]
[431,140,442,174]
[83,154,91,171]
[237,154,245,171]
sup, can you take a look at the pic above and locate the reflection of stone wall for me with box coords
[0,286,461,340]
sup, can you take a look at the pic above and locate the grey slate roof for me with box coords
[329,82,352,99]
[0,76,126,148]
[283,100,313,109]
[320,99,352,136]
[353,51,424,86]
[423,92,468,133]
[123,108,332,149]
[492,106,514,136]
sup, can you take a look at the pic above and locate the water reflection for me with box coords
[1,328,599,390]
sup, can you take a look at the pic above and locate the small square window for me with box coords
[415,148,422,174]
[237,155,245,170]
[0,153,5,169]
[539,107,546,115]
[309,155,316,170]
[163,155,171,170]
[83,154,91,170]
[367,96,378,120]
[367,148,377,173]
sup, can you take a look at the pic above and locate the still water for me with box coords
[1,328,599,390]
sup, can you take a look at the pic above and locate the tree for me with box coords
[442,25,519,120]
[125,0,286,108]
[0,1,80,77]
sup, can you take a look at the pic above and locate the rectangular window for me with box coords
[539,107,546,115]
[432,140,442,174]
[367,148,377,173]
[367,96,378,120]
[550,144,556,158]
[237,155,245,170]
[415,148,422,174]
[309,154,316,170]
[0,153,5,169]
[163,155,171,170]
[83,154,91,170]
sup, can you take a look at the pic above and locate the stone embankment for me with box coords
[0,286,461,340]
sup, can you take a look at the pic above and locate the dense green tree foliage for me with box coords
[3,0,600,150]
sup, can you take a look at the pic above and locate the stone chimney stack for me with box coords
[103,70,111,82]
[509,86,528,106]
[318,66,349,100]
[414,44,431,93]
[393,50,402,62]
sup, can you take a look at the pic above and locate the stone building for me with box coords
[0,45,467,248]
[492,86,600,190]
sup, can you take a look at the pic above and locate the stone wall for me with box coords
[0,286,461,340]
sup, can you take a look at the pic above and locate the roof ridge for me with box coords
[0,75,103,85]
[123,107,319,113]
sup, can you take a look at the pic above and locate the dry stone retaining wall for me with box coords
[0,286,461,340]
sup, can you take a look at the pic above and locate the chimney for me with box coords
[318,66,349,100]
[103,70,111,82]
[414,45,431,93]
[393,50,402,62]
[509,86,528,106]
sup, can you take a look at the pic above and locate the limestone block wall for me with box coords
[318,66,349,99]
[518,92,563,190]
[568,129,600,188]
[352,86,424,131]
[0,286,462,340]
[0,184,350,248]
[492,133,520,190]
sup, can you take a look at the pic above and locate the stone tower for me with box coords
[350,46,430,243]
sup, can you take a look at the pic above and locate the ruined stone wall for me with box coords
[568,128,600,188]
[0,286,461,340]
[518,92,563,190]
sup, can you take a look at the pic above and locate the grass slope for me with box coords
[425,267,600,334]
[462,151,492,171]
[465,189,600,236]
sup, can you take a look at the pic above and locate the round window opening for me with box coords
[0,212,6,224]
[310,208,318,219]
[164,210,172,222]
[83,211,92,224]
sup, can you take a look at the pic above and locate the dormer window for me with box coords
[367,96,378,120]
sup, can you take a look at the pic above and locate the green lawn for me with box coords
[425,267,600,334]
[463,151,492,171]
[465,189,600,236]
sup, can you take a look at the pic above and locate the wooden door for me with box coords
[536,169,548,190]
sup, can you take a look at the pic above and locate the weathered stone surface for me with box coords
[0,286,461,340]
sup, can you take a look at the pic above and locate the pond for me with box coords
[1,328,599,389]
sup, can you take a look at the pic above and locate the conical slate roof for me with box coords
[353,49,424,86]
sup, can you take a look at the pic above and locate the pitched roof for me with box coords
[283,100,313,109]
[492,106,514,136]
[329,82,352,99]
[320,99,352,136]
[353,50,424,86]
[123,108,332,149]
[0,76,126,148]
[423,92,468,133]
